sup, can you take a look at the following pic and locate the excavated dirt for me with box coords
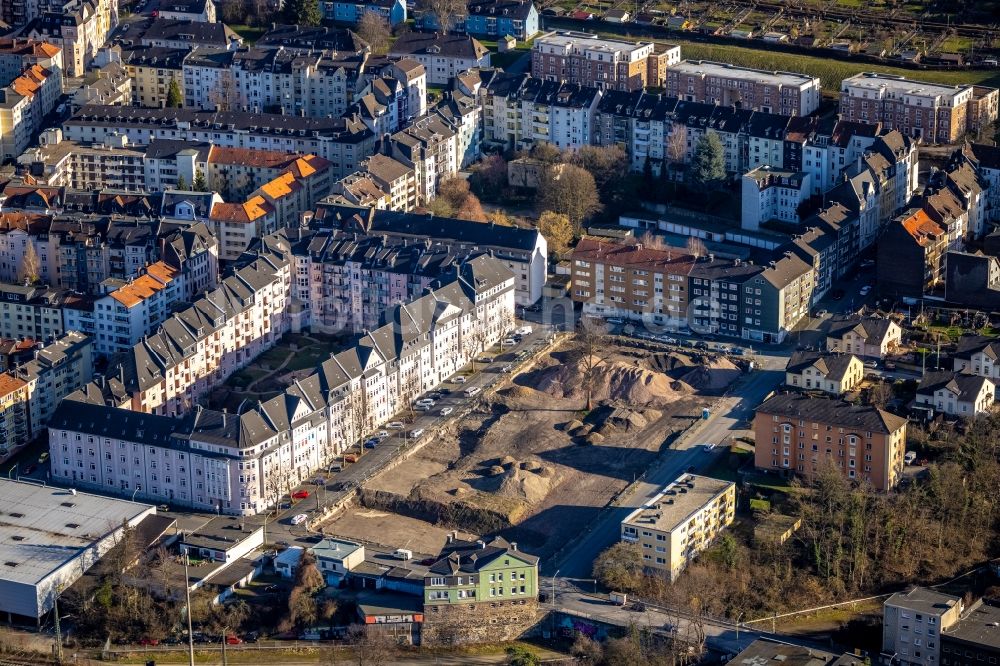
[355,337,742,559]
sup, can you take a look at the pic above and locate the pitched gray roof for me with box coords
[757,392,907,434]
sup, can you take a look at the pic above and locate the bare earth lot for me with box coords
[327,338,742,560]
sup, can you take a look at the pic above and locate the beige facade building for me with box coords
[785,351,864,396]
[621,474,735,581]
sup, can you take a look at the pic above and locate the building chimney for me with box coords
[511,542,517,551]
[476,539,486,549]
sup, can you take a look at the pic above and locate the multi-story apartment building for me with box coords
[753,392,907,491]
[50,254,516,514]
[181,47,235,111]
[802,119,881,196]
[23,0,113,77]
[883,588,964,666]
[876,208,949,299]
[465,0,539,39]
[839,73,999,144]
[483,73,601,151]
[20,130,147,191]
[688,256,764,338]
[359,153,418,211]
[255,24,369,54]
[741,166,811,230]
[0,60,59,160]
[0,38,63,82]
[90,260,184,356]
[785,351,864,396]
[389,32,490,86]
[0,374,29,456]
[569,236,695,330]
[322,0,406,26]
[532,31,678,91]
[63,106,376,179]
[620,474,734,581]
[120,46,187,108]
[966,143,1000,225]
[666,60,821,116]
[0,282,68,341]
[388,115,459,205]
[310,205,548,307]
[14,330,92,438]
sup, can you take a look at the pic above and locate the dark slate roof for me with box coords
[68,105,373,142]
[428,536,538,576]
[390,32,488,60]
[116,17,239,48]
[917,370,993,401]
[255,24,369,54]
[786,351,859,382]
[489,75,599,109]
[747,112,791,140]
[827,317,898,345]
[120,46,188,69]
[184,46,237,69]
[468,0,536,20]
[146,139,212,160]
[968,143,1000,171]
[367,210,540,253]
[757,393,907,434]
[51,397,190,449]
[953,335,1000,361]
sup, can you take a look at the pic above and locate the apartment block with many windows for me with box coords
[754,392,907,491]
[531,31,678,92]
[665,60,821,116]
[620,474,735,581]
[883,588,964,666]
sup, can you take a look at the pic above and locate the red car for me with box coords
[139,638,159,646]
[225,635,243,645]
[292,490,309,499]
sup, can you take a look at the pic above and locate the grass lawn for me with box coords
[230,24,265,44]
[598,30,1000,90]
[226,367,269,389]
[284,347,328,372]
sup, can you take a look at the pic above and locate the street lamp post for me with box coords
[184,553,195,666]
[131,485,141,503]
[551,570,560,608]
[735,611,744,648]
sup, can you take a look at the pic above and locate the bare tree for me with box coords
[264,459,290,515]
[536,165,601,231]
[686,236,707,258]
[208,72,240,112]
[399,368,421,421]
[667,124,688,172]
[578,322,610,410]
[19,243,41,285]
[357,10,391,55]
[639,230,668,250]
[345,385,373,458]
[420,0,466,32]
[869,381,892,409]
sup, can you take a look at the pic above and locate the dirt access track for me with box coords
[327,336,742,560]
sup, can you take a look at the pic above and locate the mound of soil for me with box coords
[495,467,554,504]
[536,354,692,406]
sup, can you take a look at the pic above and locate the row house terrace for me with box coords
[50,255,515,514]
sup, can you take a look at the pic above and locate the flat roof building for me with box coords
[620,474,735,581]
[884,587,964,666]
[0,479,155,620]
[666,60,821,116]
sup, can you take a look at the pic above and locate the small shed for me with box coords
[499,35,516,52]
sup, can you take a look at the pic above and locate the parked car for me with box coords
[410,428,424,439]
[344,454,358,463]
[139,637,159,646]
[904,451,918,465]
[452,376,467,384]
[415,398,435,406]
[292,490,309,499]
[414,403,431,412]
[830,289,845,300]
[464,386,482,398]
[225,635,243,645]
[364,439,379,449]
[478,356,493,364]
[290,513,308,525]
[440,406,454,416]
[375,430,390,439]
[607,318,624,325]
[659,336,678,344]
[244,631,259,643]
[38,452,49,462]
[386,421,405,429]
[501,364,513,373]
[859,285,872,296]
[502,338,517,346]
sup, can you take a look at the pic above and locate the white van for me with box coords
[464,386,481,398]
[516,326,533,336]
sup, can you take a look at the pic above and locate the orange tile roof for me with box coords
[10,64,51,98]
[109,274,166,308]
[209,197,274,223]
[0,373,27,398]
[901,209,945,247]
[259,172,300,200]
[145,260,179,284]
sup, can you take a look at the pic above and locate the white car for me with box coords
[478,356,493,364]
[409,428,424,439]
[440,406,454,416]
[452,376,467,384]
[502,338,517,346]
[904,451,918,465]
[415,398,435,407]
[290,513,308,525]
[859,285,872,296]
[386,421,405,429]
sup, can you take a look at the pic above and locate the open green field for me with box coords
[600,30,1000,90]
